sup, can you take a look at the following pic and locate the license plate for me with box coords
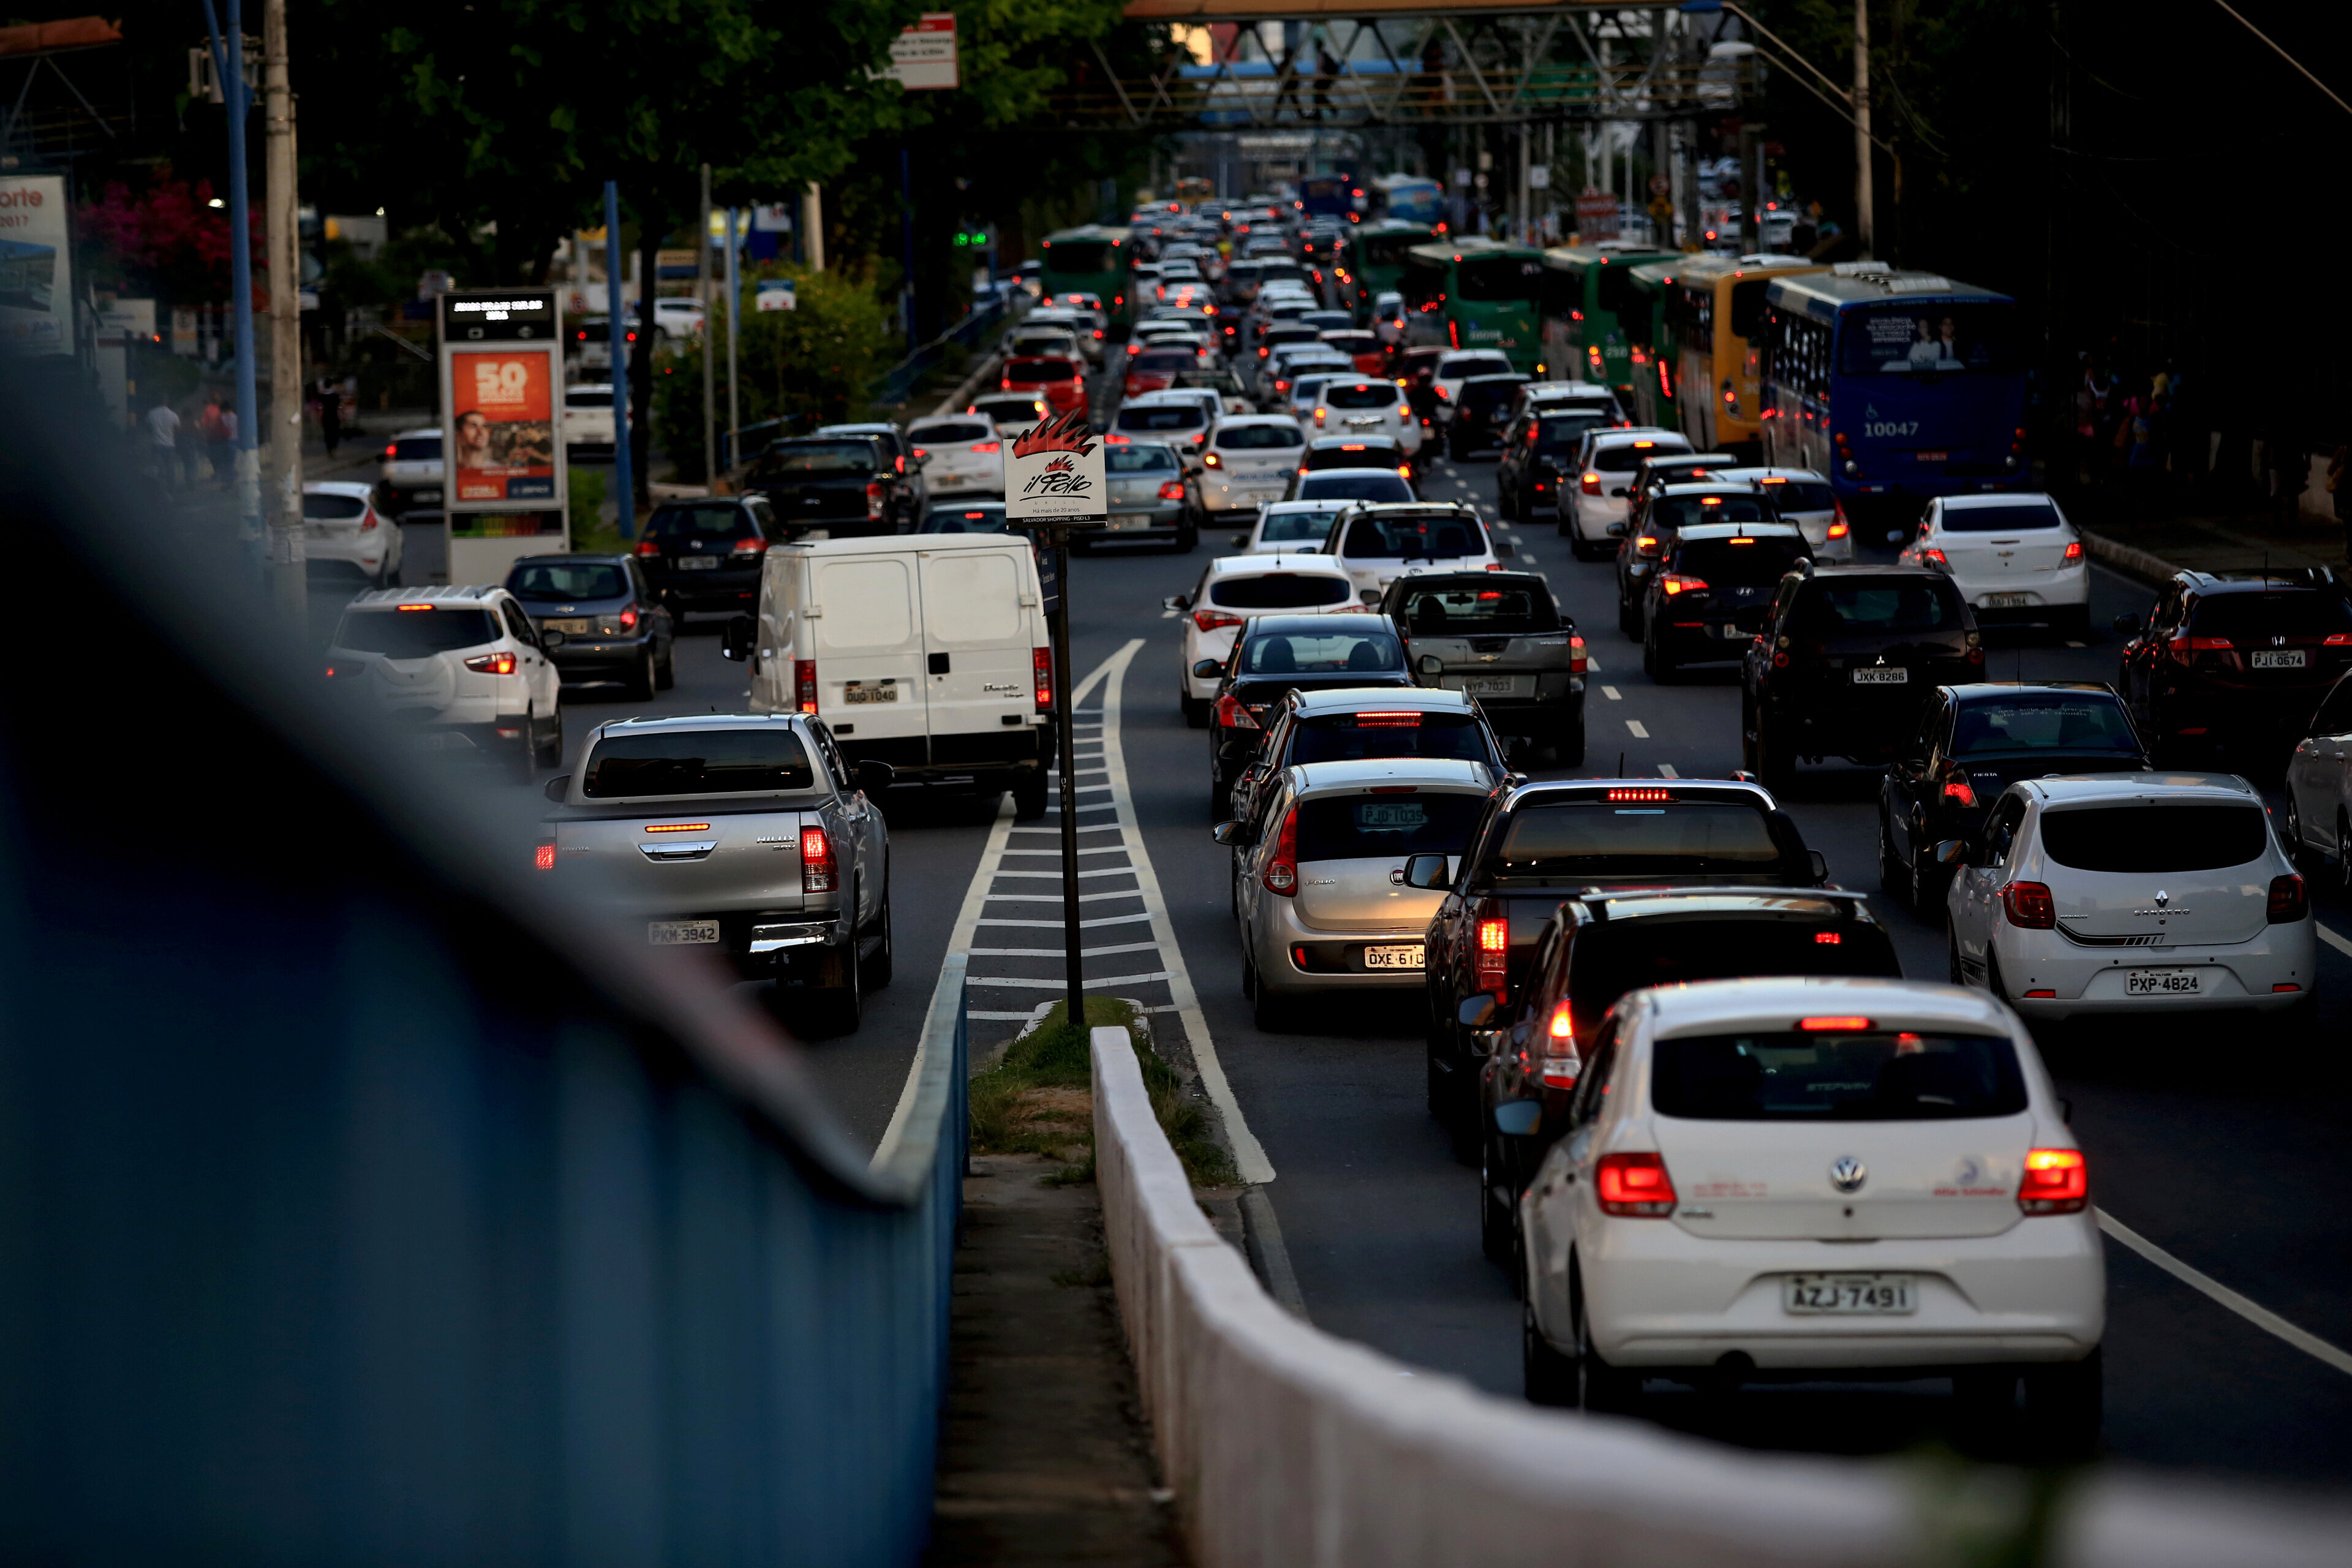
[1784,1273,1916,1314]
[844,683,899,704]
[649,920,721,946]
[1852,666,1910,685]
[674,555,722,571]
[1915,451,1948,462]
[1460,676,1517,695]
[2127,968,2202,995]
[1983,592,2032,608]
[545,618,592,635]
[415,489,442,503]
[1363,944,1424,970]
[2251,649,2308,669]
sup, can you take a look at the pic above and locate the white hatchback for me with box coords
[1232,499,1349,554]
[1311,377,1423,454]
[1166,553,1358,723]
[1943,774,2315,1020]
[1713,466,1851,562]
[1899,492,2089,637]
[1563,428,1691,560]
[301,480,404,587]
[326,584,566,778]
[1520,976,2104,1453]
[1199,415,1308,515]
[907,415,1005,498]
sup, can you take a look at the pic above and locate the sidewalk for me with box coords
[2063,484,2348,587]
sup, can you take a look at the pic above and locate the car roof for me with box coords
[303,479,375,497]
[1291,685,1475,714]
[907,413,993,429]
[1591,429,1687,448]
[1656,480,1763,497]
[1501,776,1776,813]
[1460,372,1531,386]
[510,551,635,567]
[1309,434,1402,448]
[1207,552,1352,578]
[1714,465,1831,487]
[347,583,511,609]
[599,712,805,737]
[1335,500,1478,518]
[1218,415,1305,429]
[1386,569,1547,592]
[1639,976,2018,1039]
[1803,564,1951,582]
[780,532,1033,558]
[1289,758,1493,794]
[1675,522,1805,543]
[2015,772,2258,805]
[2180,569,2345,596]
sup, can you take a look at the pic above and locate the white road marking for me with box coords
[1626,719,1649,738]
[1585,655,1602,673]
[984,889,1139,903]
[1161,608,1181,618]
[1657,763,1679,778]
[968,940,1163,959]
[1008,824,1123,835]
[1601,685,1621,701]
[2097,1210,2352,1378]
[2065,640,2086,648]
[999,845,1125,855]
[968,970,1174,989]
[977,911,1154,929]
[2320,923,2352,960]
[992,867,1142,880]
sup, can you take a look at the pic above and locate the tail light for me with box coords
[1595,1152,1677,1217]
[1193,609,1244,633]
[359,508,379,532]
[1157,480,1186,501]
[1213,693,1260,729]
[464,652,518,675]
[1569,634,1587,674]
[1539,1001,1579,1088]
[1660,573,1706,597]
[1919,547,1949,568]
[1940,770,1977,807]
[1581,471,1602,495]
[1204,452,1222,467]
[635,539,661,556]
[865,481,886,520]
[974,440,1000,454]
[2063,539,2083,562]
[382,443,397,459]
[794,658,818,714]
[1313,407,1327,425]
[2001,880,2056,929]
[911,447,929,462]
[534,842,556,871]
[1826,519,1850,540]
[1475,906,1508,993]
[801,825,838,894]
[1262,804,1299,895]
[1434,385,1450,400]
[731,536,769,554]
[1635,535,1661,558]
[619,606,639,629]
[1000,377,1012,390]
[2268,873,2307,923]
[2018,1148,2088,1215]
[1033,646,1052,712]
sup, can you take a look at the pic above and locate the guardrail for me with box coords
[0,372,968,1566]
[1089,1025,2350,1568]
[871,296,1015,410]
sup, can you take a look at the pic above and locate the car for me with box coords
[1108,396,1214,466]
[1621,451,1738,541]
[301,480,404,587]
[1444,373,1532,459]
[1517,975,2104,1455]
[2113,570,2352,770]
[1639,522,1812,679]
[1412,777,1832,1140]
[1295,432,1412,487]
[1252,323,1324,378]
[1005,323,1087,366]
[1284,372,1354,427]
[1742,565,1984,790]
[633,494,789,616]
[1514,380,1627,424]
[540,713,892,1036]
[2282,669,2352,897]
[1371,290,1408,348]
[1880,682,2148,916]
[906,415,1005,499]
[967,391,1050,434]
[918,500,1015,534]
[504,551,676,698]
[1221,760,1496,1029]
[323,584,565,777]
[1714,466,1850,561]
[1162,365,1257,417]
[1231,499,1349,555]
[1561,429,1693,558]
[1310,378,1423,453]
[1943,773,2314,1023]
[1198,415,1308,516]
[1000,355,1087,418]
[562,383,617,458]
[816,421,927,526]
[1386,569,1587,763]
[1317,500,1509,602]
[1125,345,1206,400]
[1281,467,1417,509]
[1090,440,1199,551]
[568,315,641,374]
[1260,345,1351,407]
[1495,405,1618,522]
[1225,686,1506,837]
[743,435,906,541]
[1317,329,1386,375]
[1430,350,1517,426]
[378,426,445,516]
[1166,554,1359,725]
[1898,493,2090,636]
[1615,482,1775,637]
[649,297,704,340]
[1472,890,1902,1264]
[1200,613,1414,817]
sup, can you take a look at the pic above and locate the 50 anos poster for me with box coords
[449,350,556,503]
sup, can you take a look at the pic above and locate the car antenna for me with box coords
[1617,750,1625,776]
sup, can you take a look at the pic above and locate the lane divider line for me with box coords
[1657,763,1679,778]
[2317,923,2352,960]
[1626,719,1649,739]
[1601,685,1621,701]
[2097,1209,2352,1378]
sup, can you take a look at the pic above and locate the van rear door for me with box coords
[920,545,1040,743]
[811,553,929,740]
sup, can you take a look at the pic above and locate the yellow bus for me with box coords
[1659,254,1824,456]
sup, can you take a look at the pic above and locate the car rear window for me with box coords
[1950,698,2138,755]
[1651,495,1772,530]
[392,437,442,461]
[1340,512,1487,560]
[1210,572,1351,610]
[1675,536,1812,585]
[304,492,368,521]
[972,396,1046,422]
[566,388,613,409]
[1290,710,1491,766]
[647,503,756,538]
[1325,383,1399,410]
[1439,355,1512,379]
[1459,379,1527,411]
[582,729,816,797]
[1793,579,1964,635]
[1302,472,1414,503]
[2038,803,2268,872]
[1006,357,1078,381]
[1534,412,1608,450]
[1653,1028,2028,1121]
[1396,582,1559,633]
[758,443,873,477]
[1133,350,1198,372]
[1257,506,1341,544]
[1306,443,1401,470]
[1107,445,1178,472]
[922,505,1009,533]
[1117,405,1206,432]
[916,421,992,444]
[1942,500,2065,533]
[1321,333,1379,353]
[2187,592,2352,641]
[1493,802,1782,876]
[1295,792,1485,862]
[1241,630,1402,674]
[1760,480,1835,511]
[1597,440,1689,472]
[1567,918,1902,1025]
[1218,423,1305,451]
[509,562,628,600]
[334,607,499,657]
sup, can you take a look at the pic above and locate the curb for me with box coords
[2079,527,2178,587]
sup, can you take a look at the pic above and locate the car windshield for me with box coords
[1943,500,2065,533]
[1340,512,1487,560]
[1107,446,1178,473]
[2038,803,2267,872]
[334,607,499,657]
[1240,630,1402,674]
[1209,572,1351,610]
[1325,383,1398,410]
[1219,424,1305,451]
[1567,918,1902,1026]
[1396,582,1559,634]
[582,729,816,797]
[2187,592,2352,640]
[647,503,754,539]
[304,492,368,521]
[1836,302,2021,375]
[1257,507,1341,544]
[760,443,872,477]
[1653,1029,2028,1120]
[509,562,629,600]
[922,505,1009,533]
[1289,710,1491,765]
[1302,472,1414,503]
[1793,579,1964,635]
[1651,495,1772,530]
[1295,793,1486,862]
[1675,536,1812,585]
[1117,406,1205,432]
[1950,698,2138,755]
[1133,350,1197,372]
[1491,802,1782,876]
[1006,358,1079,382]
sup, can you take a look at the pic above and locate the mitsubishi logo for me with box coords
[1829,1156,1868,1194]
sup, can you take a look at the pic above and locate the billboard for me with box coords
[438,291,566,513]
[0,175,71,357]
[1005,410,1107,524]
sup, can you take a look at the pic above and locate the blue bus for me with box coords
[1373,175,1444,227]
[1758,266,2027,511]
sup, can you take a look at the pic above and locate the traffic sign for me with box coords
[1005,410,1109,524]
[1649,173,1670,196]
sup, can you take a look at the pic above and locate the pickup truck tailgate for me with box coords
[554,805,814,914]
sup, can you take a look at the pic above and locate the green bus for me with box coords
[1624,258,1686,430]
[1400,238,1548,373]
[1537,241,1679,401]
[1039,224,1136,334]
[1336,219,1436,320]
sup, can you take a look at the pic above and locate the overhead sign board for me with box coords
[1005,410,1108,524]
[0,175,71,356]
[882,13,958,90]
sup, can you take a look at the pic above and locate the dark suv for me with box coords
[1741,565,1983,790]
[1640,523,1813,679]
[743,434,911,538]
[633,496,785,617]
[1444,374,1531,459]
[1200,613,1413,818]
[1496,406,1615,521]
[2114,570,2352,769]
[1614,480,1772,637]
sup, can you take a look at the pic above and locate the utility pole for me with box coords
[698,162,714,489]
[801,182,825,273]
[724,207,740,477]
[1852,0,1874,254]
[262,0,303,619]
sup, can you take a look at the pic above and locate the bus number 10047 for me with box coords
[1863,420,1920,439]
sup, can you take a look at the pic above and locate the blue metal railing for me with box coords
[870,296,1013,409]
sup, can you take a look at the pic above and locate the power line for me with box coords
[2206,0,2352,118]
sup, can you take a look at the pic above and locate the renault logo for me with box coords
[1829,1156,1868,1194]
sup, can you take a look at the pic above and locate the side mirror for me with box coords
[541,775,570,803]
[1191,658,1225,680]
[1211,820,1249,846]
[1403,852,1451,890]
[1605,521,1627,537]
[538,629,566,650]
[720,614,756,662]
[2112,613,2140,636]
[1807,849,1830,885]
[1164,593,1193,611]
[1231,533,1249,549]
[1493,541,1515,559]
[1418,654,1444,677]
[858,759,895,793]
[1455,993,1498,1031]
[1934,839,1968,868]
[1360,589,1381,605]
[1493,1100,1544,1136]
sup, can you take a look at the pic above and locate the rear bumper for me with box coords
[1252,907,1430,997]
[549,631,660,678]
[1986,921,2316,1019]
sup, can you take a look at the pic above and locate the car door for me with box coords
[2122,585,2178,725]
[500,598,559,720]
[918,545,1036,751]
[1951,790,2026,971]
[808,720,878,927]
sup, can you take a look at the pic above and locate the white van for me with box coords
[720,533,1055,817]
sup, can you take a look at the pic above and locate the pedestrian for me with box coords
[197,398,230,486]
[1314,44,1339,121]
[143,398,181,491]
[317,372,344,458]
[217,404,239,487]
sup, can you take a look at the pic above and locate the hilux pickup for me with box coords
[1381,568,1586,765]
[1405,777,1828,1142]
[538,712,894,1036]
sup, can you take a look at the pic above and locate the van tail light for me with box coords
[794,658,818,714]
[801,825,838,894]
[1475,904,1508,992]
[1193,609,1244,633]
[635,539,661,556]
[2063,539,2083,562]
[2018,1148,2087,1215]
[2267,873,2307,923]
[1659,574,1707,597]
[1596,1152,1677,1217]
[1213,693,1260,729]
[865,481,886,520]
[464,652,517,675]
[1581,471,1602,495]
[1569,634,1587,674]
[1033,646,1052,712]
[2001,880,2056,929]
[1262,804,1300,895]
[1157,480,1186,501]
[1635,534,1661,558]
[731,536,769,554]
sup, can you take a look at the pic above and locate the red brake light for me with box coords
[2018,1148,2088,1215]
[1476,911,1508,992]
[1813,931,1842,944]
[1595,1152,1677,1216]
[1797,1016,1874,1031]
[1920,548,1950,568]
[1606,788,1672,802]
[382,443,396,458]
[801,826,838,893]
[1580,471,1602,495]
[534,842,556,870]
[1033,646,1052,712]
[2001,881,2056,929]
[635,539,660,557]
[1660,573,1707,597]
[1158,480,1186,501]
[1262,804,1300,895]
[2268,873,2307,923]
[2063,539,2083,562]
[1213,693,1260,729]
[464,652,517,675]
[865,481,886,520]
[1941,772,1977,807]
[1204,451,1221,467]
[731,536,769,554]
[1569,633,1587,674]
[1193,609,1244,633]
[974,440,1000,454]
[619,606,638,630]
[794,658,818,714]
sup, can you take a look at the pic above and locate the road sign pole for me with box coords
[1049,527,1085,1025]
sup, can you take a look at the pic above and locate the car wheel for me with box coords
[1573,1261,1640,1414]
[627,647,657,701]
[1754,712,1793,794]
[1948,933,1968,987]
[1523,1292,1577,1408]
[858,881,894,991]
[510,710,538,783]
[1011,768,1049,821]
[1480,1137,1514,1265]
[1250,974,1288,1032]
[804,950,864,1038]
[2020,1349,2101,1462]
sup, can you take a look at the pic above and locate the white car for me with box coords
[1111,393,1216,468]
[378,426,445,516]
[1026,307,1104,364]
[1232,499,1349,554]
[1199,415,1308,516]
[650,297,704,340]
[1714,466,1850,561]
[1310,377,1422,454]
[562,383,617,456]
[1517,380,1627,423]
[1005,323,1086,366]
[907,415,1004,498]
[1899,492,2090,638]
[1564,428,1692,560]
[2286,673,2352,895]
[1943,773,2314,1021]
[1318,500,1506,602]
[967,392,1049,435]
[1285,372,1350,425]
[1519,975,2103,1455]
[1430,350,1515,425]
[1165,554,1359,723]
[325,583,565,777]
[302,480,404,587]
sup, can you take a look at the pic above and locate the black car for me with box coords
[1296,433,1411,485]
[1640,522,1812,679]
[1381,570,1587,758]
[1471,889,1899,1261]
[2114,570,2352,769]
[1741,565,1983,790]
[633,496,786,617]
[1615,480,1773,638]
[504,552,676,697]
[742,435,910,539]
[818,421,924,526]
[1444,373,1531,459]
[1396,346,1448,427]
[1495,407,1614,522]
[1878,680,2148,914]
[1200,613,1414,818]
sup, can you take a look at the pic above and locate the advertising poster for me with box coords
[1005,410,1107,523]
[883,13,958,89]
[450,349,557,503]
[0,175,71,356]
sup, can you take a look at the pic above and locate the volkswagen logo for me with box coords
[1828,1156,1868,1194]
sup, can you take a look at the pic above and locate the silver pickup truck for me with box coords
[1378,569,1587,766]
[538,713,893,1035]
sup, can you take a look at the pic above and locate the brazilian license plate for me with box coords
[1983,592,2032,608]
[2251,649,2307,669]
[845,683,899,704]
[1362,944,1424,970]
[1852,666,1909,685]
[1784,1273,1915,1314]
[674,555,722,571]
[648,920,720,946]
[2126,968,2201,995]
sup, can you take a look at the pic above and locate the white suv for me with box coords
[326,584,567,779]
[1198,415,1307,516]
[1942,774,2315,1020]
[1563,427,1691,559]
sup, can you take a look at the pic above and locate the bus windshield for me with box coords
[1044,240,1117,274]
[1456,255,1545,303]
[1837,303,2019,375]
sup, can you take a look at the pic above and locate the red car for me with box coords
[1123,347,1201,401]
[1002,355,1087,417]
[1319,330,1387,377]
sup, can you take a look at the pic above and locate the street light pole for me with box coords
[1852,0,1875,254]
[698,163,715,489]
[1048,530,1084,1025]
[724,207,740,476]
[604,181,633,539]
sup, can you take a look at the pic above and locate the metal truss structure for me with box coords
[0,18,131,165]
